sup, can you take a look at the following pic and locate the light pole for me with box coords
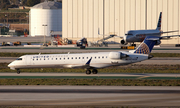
[26,15,29,24]
[42,24,47,45]
[4,14,7,26]
[3,14,7,34]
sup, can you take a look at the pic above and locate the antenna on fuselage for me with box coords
[39,53,41,55]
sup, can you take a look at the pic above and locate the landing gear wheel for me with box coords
[86,70,91,75]
[131,44,136,47]
[17,69,20,74]
[92,69,98,74]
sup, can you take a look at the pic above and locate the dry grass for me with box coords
[0,79,180,86]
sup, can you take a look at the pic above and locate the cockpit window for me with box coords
[125,33,133,35]
[16,58,22,60]
[125,31,134,35]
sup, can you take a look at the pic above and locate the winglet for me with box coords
[86,57,92,65]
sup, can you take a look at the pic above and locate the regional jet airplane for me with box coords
[8,36,161,75]
[120,12,179,46]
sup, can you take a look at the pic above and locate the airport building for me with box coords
[29,1,62,37]
[62,0,180,44]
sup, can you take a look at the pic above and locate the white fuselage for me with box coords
[8,51,148,70]
[126,29,161,42]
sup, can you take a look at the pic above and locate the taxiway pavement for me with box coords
[0,86,180,106]
[0,45,180,53]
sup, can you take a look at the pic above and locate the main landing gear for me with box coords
[16,69,20,74]
[131,43,136,47]
[86,69,98,75]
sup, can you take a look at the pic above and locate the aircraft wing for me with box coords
[98,28,123,38]
[161,30,179,34]
[64,57,95,69]
[161,35,180,39]
[139,30,179,35]
[116,36,124,38]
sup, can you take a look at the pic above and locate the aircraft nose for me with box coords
[126,35,134,42]
[8,62,13,67]
[8,62,16,70]
[126,35,130,41]
[8,61,15,67]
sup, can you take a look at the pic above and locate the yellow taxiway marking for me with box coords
[137,76,150,79]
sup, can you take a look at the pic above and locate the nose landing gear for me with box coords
[16,69,20,74]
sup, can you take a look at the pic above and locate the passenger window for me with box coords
[44,58,45,60]
[60,58,61,60]
[87,57,88,59]
[56,58,57,60]
[102,56,104,58]
[64,58,65,60]
[95,57,96,59]
[79,57,81,59]
[82,57,84,59]
[72,57,73,59]
[75,57,77,59]
[98,57,100,59]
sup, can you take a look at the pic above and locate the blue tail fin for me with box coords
[156,12,162,30]
[134,36,160,54]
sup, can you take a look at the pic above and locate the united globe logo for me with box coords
[135,43,150,54]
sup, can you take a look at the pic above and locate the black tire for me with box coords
[92,69,98,74]
[86,70,91,75]
[17,69,20,74]
[131,44,136,47]
[80,46,86,49]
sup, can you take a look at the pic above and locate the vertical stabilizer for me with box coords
[134,36,160,54]
[156,12,162,30]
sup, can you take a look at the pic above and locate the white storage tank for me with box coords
[29,0,62,37]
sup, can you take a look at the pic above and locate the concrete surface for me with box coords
[0,86,180,106]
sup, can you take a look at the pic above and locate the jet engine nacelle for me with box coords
[109,52,129,59]
[120,39,128,45]
[155,40,161,45]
